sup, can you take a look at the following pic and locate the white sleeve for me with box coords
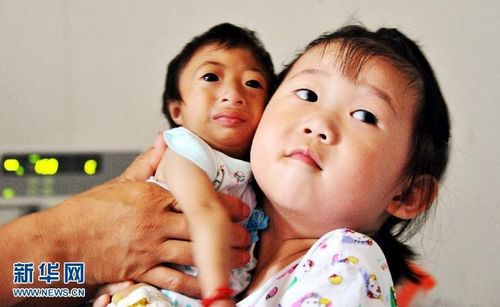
[280,229,397,307]
[164,127,218,180]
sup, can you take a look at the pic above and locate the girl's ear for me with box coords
[168,100,184,126]
[386,175,438,220]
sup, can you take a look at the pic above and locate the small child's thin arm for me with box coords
[157,149,234,304]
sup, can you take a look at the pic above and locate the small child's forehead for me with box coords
[190,43,232,58]
[189,43,262,67]
[184,45,246,68]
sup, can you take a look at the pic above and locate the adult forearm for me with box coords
[0,208,77,305]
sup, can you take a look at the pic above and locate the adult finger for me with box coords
[156,240,250,269]
[116,135,167,182]
[218,193,250,222]
[158,211,189,240]
[158,211,250,248]
[229,224,251,248]
[156,240,194,266]
[138,266,202,299]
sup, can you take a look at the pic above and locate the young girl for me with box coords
[240,24,450,306]
[109,24,450,306]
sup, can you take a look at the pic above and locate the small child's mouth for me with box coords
[213,111,247,126]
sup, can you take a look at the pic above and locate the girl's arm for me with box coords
[156,148,234,306]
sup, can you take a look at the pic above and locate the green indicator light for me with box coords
[16,166,25,176]
[34,158,59,175]
[3,159,20,172]
[28,153,41,164]
[2,187,16,200]
[84,159,98,175]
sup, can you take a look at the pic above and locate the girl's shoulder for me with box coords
[239,229,397,306]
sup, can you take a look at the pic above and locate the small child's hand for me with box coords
[105,283,172,307]
[92,280,135,307]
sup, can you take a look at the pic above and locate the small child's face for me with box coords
[170,44,268,158]
[251,43,418,235]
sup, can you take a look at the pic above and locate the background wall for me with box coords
[1,0,499,305]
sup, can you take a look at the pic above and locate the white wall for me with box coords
[1,0,499,305]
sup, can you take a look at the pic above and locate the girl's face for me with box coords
[251,43,418,236]
[170,44,268,158]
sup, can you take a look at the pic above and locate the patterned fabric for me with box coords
[237,228,397,307]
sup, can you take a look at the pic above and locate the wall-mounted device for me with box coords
[0,151,138,224]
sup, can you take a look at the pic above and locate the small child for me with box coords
[107,23,275,307]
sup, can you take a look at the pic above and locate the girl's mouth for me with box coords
[286,149,323,170]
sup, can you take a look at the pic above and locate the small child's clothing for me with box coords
[147,127,267,302]
[236,228,397,307]
[150,127,256,208]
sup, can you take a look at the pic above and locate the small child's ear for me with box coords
[168,100,184,126]
[386,175,438,220]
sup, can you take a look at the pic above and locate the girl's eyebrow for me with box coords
[288,68,331,81]
[359,82,396,114]
[289,68,396,114]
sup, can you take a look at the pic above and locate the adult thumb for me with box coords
[117,135,167,182]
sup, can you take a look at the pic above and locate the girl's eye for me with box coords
[295,89,318,102]
[245,79,262,89]
[350,110,378,125]
[202,73,219,82]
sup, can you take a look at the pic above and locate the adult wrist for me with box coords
[34,203,74,264]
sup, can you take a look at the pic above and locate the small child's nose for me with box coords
[222,95,244,104]
[221,83,245,105]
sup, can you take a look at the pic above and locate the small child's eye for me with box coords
[350,110,378,125]
[245,80,262,89]
[295,89,318,102]
[202,73,219,82]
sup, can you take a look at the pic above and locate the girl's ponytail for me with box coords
[374,216,421,284]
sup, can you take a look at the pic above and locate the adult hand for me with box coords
[39,136,251,297]
[0,136,251,306]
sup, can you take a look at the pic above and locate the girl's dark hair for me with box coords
[162,23,276,127]
[279,25,451,284]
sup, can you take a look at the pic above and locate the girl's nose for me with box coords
[301,118,336,145]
